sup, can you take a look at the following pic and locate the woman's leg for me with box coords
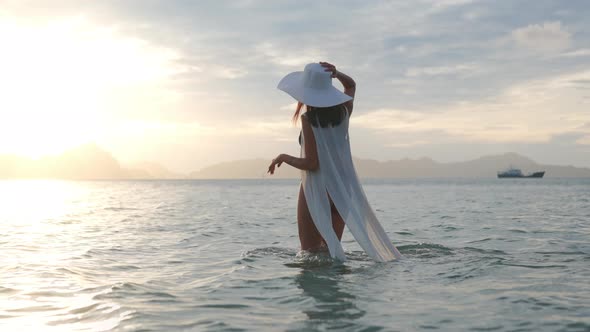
[297,185,325,251]
[330,200,345,241]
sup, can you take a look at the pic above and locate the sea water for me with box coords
[0,178,589,331]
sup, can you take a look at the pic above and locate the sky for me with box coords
[0,0,589,172]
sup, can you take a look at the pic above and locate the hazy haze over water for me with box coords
[1,178,589,331]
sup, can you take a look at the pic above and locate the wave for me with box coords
[241,247,298,261]
[397,243,454,258]
[241,246,378,267]
[463,247,507,256]
[242,243,459,263]
[285,250,336,268]
[497,262,567,269]
[0,286,18,295]
[102,206,140,212]
[92,282,177,301]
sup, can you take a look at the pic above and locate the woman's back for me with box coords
[305,105,348,128]
[299,105,348,146]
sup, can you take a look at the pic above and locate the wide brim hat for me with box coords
[277,63,353,107]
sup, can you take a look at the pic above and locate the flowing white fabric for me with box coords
[300,111,403,262]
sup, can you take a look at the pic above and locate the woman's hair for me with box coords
[292,102,305,124]
[293,102,347,128]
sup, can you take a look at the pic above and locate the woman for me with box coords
[268,62,402,262]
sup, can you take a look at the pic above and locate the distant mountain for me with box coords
[189,152,590,179]
[0,144,156,180]
[436,152,590,178]
[48,143,127,179]
[189,158,300,179]
[2,146,589,180]
[0,154,30,178]
[130,161,184,179]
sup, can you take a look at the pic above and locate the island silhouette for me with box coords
[1,144,589,180]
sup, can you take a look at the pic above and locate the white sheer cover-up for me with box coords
[300,111,402,262]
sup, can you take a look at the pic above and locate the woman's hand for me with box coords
[320,61,355,115]
[320,61,337,78]
[267,154,287,175]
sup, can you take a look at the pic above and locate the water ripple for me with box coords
[1,178,589,331]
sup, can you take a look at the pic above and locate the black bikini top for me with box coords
[298,105,348,145]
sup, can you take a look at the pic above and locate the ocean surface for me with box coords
[0,178,589,331]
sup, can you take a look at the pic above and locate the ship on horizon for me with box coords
[497,167,545,178]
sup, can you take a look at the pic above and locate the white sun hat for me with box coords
[277,63,353,107]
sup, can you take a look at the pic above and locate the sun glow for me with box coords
[0,16,181,158]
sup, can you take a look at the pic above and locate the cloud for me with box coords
[510,21,571,53]
[353,109,428,132]
[354,70,590,145]
[462,8,488,21]
[110,116,297,144]
[575,123,590,145]
[386,139,432,148]
[109,121,212,141]
[279,102,298,111]
[559,49,590,58]
[212,66,248,79]
[255,42,325,68]
[428,0,476,11]
[405,64,479,77]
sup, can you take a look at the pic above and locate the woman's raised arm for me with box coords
[320,62,356,115]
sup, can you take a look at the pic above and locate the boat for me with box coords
[497,167,545,178]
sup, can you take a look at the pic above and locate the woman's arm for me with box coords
[267,116,318,174]
[320,62,356,115]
